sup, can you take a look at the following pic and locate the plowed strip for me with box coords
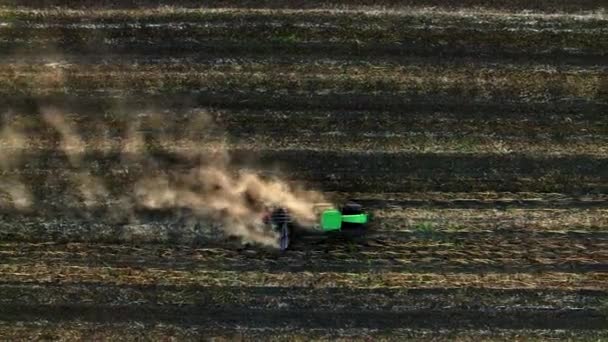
[2,283,606,309]
[4,0,607,12]
[2,264,607,289]
[0,304,604,330]
[1,323,607,341]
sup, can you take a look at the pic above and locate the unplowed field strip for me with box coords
[372,208,608,231]
[357,198,608,210]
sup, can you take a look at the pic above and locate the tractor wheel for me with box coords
[270,208,289,224]
[341,202,363,215]
[278,222,291,252]
[340,202,366,236]
[270,208,292,252]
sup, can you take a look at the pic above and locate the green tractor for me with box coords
[264,202,368,251]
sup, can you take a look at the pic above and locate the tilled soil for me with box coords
[0,1,606,340]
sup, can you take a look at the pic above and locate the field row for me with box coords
[2,134,606,156]
[8,147,603,170]
[1,304,604,331]
[1,235,607,272]
[3,0,607,12]
[342,191,608,207]
[5,44,606,66]
[1,8,606,60]
[3,8,607,28]
[3,107,607,145]
[373,208,608,231]
[4,93,606,118]
[0,150,604,194]
[1,103,607,152]
[1,207,607,244]
[2,64,606,103]
[7,102,603,121]
[2,263,607,289]
[1,323,607,341]
[3,105,606,143]
[3,283,605,311]
[3,38,606,62]
[4,61,605,79]
[2,51,606,68]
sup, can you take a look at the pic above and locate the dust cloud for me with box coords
[42,108,111,209]
[7,107,325,247]
[0,114,32,210]
[128,109,325,247]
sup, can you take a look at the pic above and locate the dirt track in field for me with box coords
[0,1,607,340]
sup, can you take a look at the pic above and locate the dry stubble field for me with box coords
[0,0,607,340]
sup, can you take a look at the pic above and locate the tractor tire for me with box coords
[270,208,293,252]
[278,222,291,252]
[341,202,363,215]
[270,208,290,224]
[340,202,366,236]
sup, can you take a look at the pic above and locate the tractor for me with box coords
[263,202,368,251]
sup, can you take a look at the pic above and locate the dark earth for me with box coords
[0,0,607,340]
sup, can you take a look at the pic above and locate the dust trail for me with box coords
[41,108,86,165]
[37,108,325,247]
[134,164,325,247]
[0,115,32,210]
[42,107,110,209]
[131,110,325,247]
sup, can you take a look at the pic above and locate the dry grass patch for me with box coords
[372,208,608,232]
